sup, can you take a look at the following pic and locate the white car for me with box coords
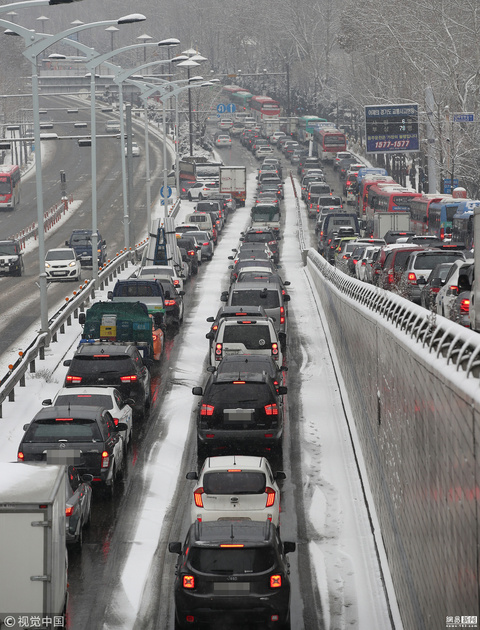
[209,316,283,368]
[45,248,81,282]
[186,455,285,526]
[215,134,232,147]
[125,141,140,157]
[218,118,233,130]
[255,145,274,160]
[137,264,185,291]
[105,120,121,133]
[186,180,220,201]
[42,386,133,448]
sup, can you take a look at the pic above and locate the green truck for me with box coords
[78,301,164,361]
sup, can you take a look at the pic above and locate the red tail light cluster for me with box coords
[194,488,204,507]
[183,575,195,589]
[215,342,223,361]
[265,487,276,507]
[66,375,82,384]
[460,299,470,313]
[280,306,285,325]
[408,272,417,284]
[271,343,279,358]
[270,574,282,588]
[101,451,110,469]
[200,404,214,416]
[65,506,74,517]
[164,299,176,306]
[120,375,138,383]
[264,404,278,416]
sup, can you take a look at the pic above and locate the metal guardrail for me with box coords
[307,249,480,381]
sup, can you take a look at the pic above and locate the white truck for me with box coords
[0,463,68,626]
[372,211,411,239]
[219,166,247,207]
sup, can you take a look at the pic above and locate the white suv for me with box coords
[186,455,285,526]
[208,316,283,368]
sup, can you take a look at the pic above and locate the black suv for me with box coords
[192,368,287,460]
[176,236,199,275]
[0,238,24,276]
[169,520,295,630]
[240,229,280,264]
[17,406,127,493]
[63,342,151,418]
[65,229,107,267]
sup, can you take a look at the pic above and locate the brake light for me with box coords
[188,250,195,257]
[202,242,210,246]
[264,404,279,416]
[120,375,138,383]
[270,574,282,588]
[271,342,279,357]
[183,575,195,589]
[265,487,276,507]
[431,287,440,294]
[65,506,74,517]
[450,285,459,294]
[112,417,119,426]
[173,279,180,286]
[17,451,24,461]
[440,227,445,240]
[194,488,204,508]
[164,299,176,306]
[101,451,110,469]
[387,271,395,284]
[220,544,244,548]
[65,375,82,384]
[200,404,214,416]
[460,299,470,313]
[280,306,285,325]
[408,272,417,283]
[215,342,223,360]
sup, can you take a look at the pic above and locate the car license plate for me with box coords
[224,409,254,422]
[213,582,250,593]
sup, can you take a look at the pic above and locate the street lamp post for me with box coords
[105,25,119,52]
[1,12,146,333]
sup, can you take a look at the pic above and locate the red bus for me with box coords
[0,165,21,211]
[249,96,281,120]
[407,194,451,235]
[313,128,347,162]
[222,85,249,97]
[365,183,422,233]
[358,175,396,216]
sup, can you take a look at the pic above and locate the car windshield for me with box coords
[188,548,276,574]
[46,250,74,261]
[23,418,103,443]
[0,242,17,255]
[55,394,113,410]
[203,471,266,494]
[71,235,91,245]
[231,289,280,309]
[222,324,272,348]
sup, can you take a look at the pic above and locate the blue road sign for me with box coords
[443,178,459,194]
[160,186,172,198]
[453,113,474,123]
[226,103,236,113]
[216,104,227,114]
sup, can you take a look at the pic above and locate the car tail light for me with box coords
[215,342,223,360]
[183,575,195,589]
[112,417,119,426]
[440,227,445,240]
[200,404,214,416]
[65,375,82,384]
[449,285,459,294]
[101,451,110,469]
[17,451,24,461]
[270,574,282,588]
[194,488,204,508]
[173,279,180,286]
[202,242,210,246]
[280,306,285,325]
[65,506,74,517]
[120,375,138,383]
[387,271,395,284]
[431,287,440,294]
[271,342,279,358]
[265,487,276,507]
[264,404,278,416]
[408,272,417,284]
[460,299,470,313]
[188,250,195,257]
[164,299,176,306]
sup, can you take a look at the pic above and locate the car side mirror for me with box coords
[276,386,288,395]
[168,542,182,555]
[283,295,291,302]
[283,281,290,286]
[283,542,296,554]
[192,386,203,396]
[206,316,214,322]
[81,474,94,484]
[186,471,199,480]
[274,471,287,481]
[220,292,228,302]
[228,255,234,260]
[78,312,86,325]
[42,398,53,406]
[63,359,71,367]
[417,277,427,285]
[23,424,30,431]
[116,423,128,432]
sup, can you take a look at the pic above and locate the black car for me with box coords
[169,520,295,629]
[63,342,151,418]
[157,279,185,326]
[65,229,107,267]
[176,236,199,275]
[17,406,127,495]
[192,369,287,459]
[213,353,287,388]
[0,238,24,276]
[240,229,280,264]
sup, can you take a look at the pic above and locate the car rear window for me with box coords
[413,252,464,270]
[69,355,134,376]
[55,394,113,410]
[203,471,266,495]
[222,325,272,348]
[189,548,275,574]
[24,419,103,442]
[230,290,280,309]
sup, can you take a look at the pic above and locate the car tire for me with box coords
[106,466,116,498]
[187,193,193,202]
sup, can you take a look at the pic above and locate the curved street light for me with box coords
[1,13,146,333]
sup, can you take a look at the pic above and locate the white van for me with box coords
[183,212,214,234]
